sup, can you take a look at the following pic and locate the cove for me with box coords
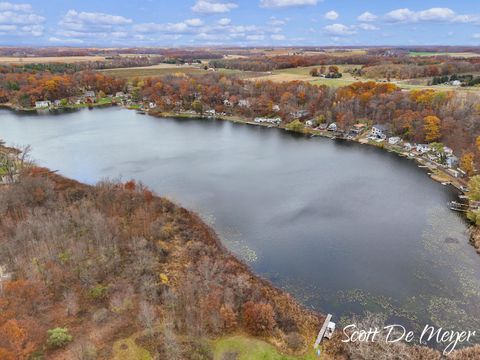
[1,106,480,337]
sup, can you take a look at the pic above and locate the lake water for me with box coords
[2,106,480,335]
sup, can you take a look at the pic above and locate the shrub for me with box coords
[242,301,276,336]
[89,284,109,300]
[46,327,73,349]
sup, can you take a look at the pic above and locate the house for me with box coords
[443,146,454,156]
[223,99,233,107]
[451,80,462,86]
[305,120,314,127]
[53,100,62,107]
[205,109,216,117]
[207,67,216,72]
[416,144,430,154]
[84,91,95,98]
[371,124,388,139]
[403,142,413,151]
[35,100,51,109]
[115,91,126,98]
[327,123,337,132]
[388,137,401,145]
[272,104,280,112]
[238,99,251,108]
[317,123,328,131]
[148,102,156,109]
[351,123,366,134]
[446,155,459,168]
[254,117,281,125]
[290,109,309,118]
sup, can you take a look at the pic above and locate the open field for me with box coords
[101,64,257,79]
[409,51,480,58]
[250,65,361,87]
[0,55,108,64]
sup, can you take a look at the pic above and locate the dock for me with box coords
[314,313,332,348]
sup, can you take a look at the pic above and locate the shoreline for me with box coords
[2,103,477,252]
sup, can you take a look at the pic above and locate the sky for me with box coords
[1,0,480,47]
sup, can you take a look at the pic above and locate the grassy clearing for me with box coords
[112,336,152,360]
[213,335,322,360]
[409,51,480,58]
[100,65,247,79]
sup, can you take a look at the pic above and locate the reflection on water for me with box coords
[1,107,479,337]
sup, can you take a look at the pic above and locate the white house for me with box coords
[53,100,62,107]
[305,120,314,127]
[371,124,388,139]
[223,99,233,107]
[443,146,454,156]
[115,91,126,98]
[35,100,51,109]
[205,109,216,117]
[403,142,413,151]
[84,90,95,98]
[327,123,337,132]
[238,99,251,108]
[272,104,280,112]
[416,144,430,154]
[291,109,309,118]
[388,137,401,145]
[254,117,281,125]
[148,102,156,109]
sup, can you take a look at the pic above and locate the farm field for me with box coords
[250,64,362,87]
[409,51,480,58]
[101,64,257,79]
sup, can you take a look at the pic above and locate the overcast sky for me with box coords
[1,0,480,47]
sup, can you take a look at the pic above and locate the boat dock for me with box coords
[314,313,333,349]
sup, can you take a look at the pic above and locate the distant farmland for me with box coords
[409,51,480,58]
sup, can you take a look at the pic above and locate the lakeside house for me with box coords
[254,117,281,125]
[351,123,366,134]
[272,104,281,112]
[205,109,216,117]
[327,123,337,132]
[148,102,156,109]
[416,144,430,154]
[35,100,51,109]
[388,136,401,145]
[53,99,62,107]
[446,155,459,169]
[305,120,314,127]
[223,99,233,107]
[115,91,126,98]
[371,124,388,139]
[403,142,413,151]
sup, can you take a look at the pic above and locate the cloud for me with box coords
[269,16,286,26]
[358,23,379,31]
[358,11,377,22]
[192,0,238,14]
[184,18,204,27]
[218,18,231,26]
[246,34,265,41]
[0,2,32,12]
[323,23,356,36]
[0,2,44,37]
[385,8,478,24]
[324,11,339,20]
[61,10,132,28]
[271,34,286,40]
[260,0,319,8]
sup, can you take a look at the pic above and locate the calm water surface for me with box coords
[2,107,480,334]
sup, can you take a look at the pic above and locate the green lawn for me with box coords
[213,335,321,360]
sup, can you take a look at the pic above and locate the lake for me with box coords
[2,106,480,335]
